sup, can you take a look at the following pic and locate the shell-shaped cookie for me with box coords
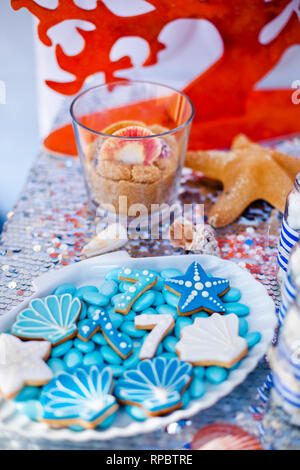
[115,357,192,416]
[12,294,81,345]
[81,223,128,258]
[176,313,248,367]
[40,365,118,429]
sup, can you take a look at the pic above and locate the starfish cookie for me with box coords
[164,261,229,315]
[0,334,53,399]
[185,134,300,227]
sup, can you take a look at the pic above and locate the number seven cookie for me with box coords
[164,261,229,315]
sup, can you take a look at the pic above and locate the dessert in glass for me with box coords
[71,81,194,223]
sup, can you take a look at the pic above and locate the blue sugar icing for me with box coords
[12,294,81,345]
[105,268,121,281]
[77,308,133,359]
[115,357,193,415]
[40,365,117,427]
[115,268,157,314]
[164,262,229,315]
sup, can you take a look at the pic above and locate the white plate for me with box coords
[0,252,276,442]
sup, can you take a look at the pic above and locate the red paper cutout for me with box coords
[12,0,300,152]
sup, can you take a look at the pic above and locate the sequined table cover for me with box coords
[0,136,300,449]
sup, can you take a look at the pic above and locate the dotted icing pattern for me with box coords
[115,268,157,314]
[164,262,229,315]
[4,262,262,430]
[77,308,133,359]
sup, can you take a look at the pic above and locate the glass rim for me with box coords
[70,80,195,140]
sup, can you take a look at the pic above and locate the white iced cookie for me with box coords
[175,313,248,368]
[0,334,53,399]
[135,314,175,360]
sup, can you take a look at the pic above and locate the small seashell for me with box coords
[169,219,220,256]
[81,223,128,258]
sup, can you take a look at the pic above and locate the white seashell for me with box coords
[169,219,220,256]
[176,313,248,367]
[81,223,128,258]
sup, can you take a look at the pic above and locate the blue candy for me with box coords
[51,340,73,358]
[54,284,76,296]
[109,310,123,329]
[132,290,156,312]
[162,288,179,309]
[76,285,98,300]
[109,365,125,378]
[189,377,206,399]
[224,303,249,317]
[124,348,141,369]
[83,351,103,366]
[14,386,40,402]
[87,305,101,318]
[105,268,121,281]
[245,331,261,349]
[101,345,122,365]
[79,301,87,320]
[99,280,118,297]
[222,287,241,303]
[64,349,83,368]
[163,335,177,353]
[140,307,157,316]
[48,357,67,375]
[239,318,249,337]
[206,366,228,384]
[160,268,182,279]
[159,352,177,359]
[156,304,178,320]
[74,338,95,353]
[82,291,109,307]
[92,332,107,345]
[124,405,147,422]
[193,366,205,380]
[175,317,193,339]
[152,292,164,307]
[121,321,145,338]
[192,312,209,319]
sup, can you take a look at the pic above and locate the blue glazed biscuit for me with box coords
[164,262,229,315]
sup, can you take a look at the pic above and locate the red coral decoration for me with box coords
[11,0,300,153]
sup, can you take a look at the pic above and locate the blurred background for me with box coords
[0,2,39,230]
[1,0,300,232]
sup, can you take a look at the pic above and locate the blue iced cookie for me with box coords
[115,357,192,416]
[77,308,133,359]
[114,268,157,315]
[164,261,229,315]
[40,365,118,429]
[12,294,81,345]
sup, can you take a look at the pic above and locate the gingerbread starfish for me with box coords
[185,134,300,228]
